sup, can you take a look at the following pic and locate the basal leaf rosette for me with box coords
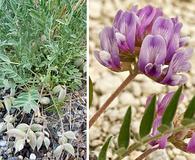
[95,5,193,86]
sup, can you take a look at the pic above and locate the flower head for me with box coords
[95,5,193,86]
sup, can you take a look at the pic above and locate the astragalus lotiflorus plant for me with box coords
[89,5,195,160]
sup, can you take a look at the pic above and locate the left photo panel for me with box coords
[0,0,87,160]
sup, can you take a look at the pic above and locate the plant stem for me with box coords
[89,73,137,128]
[115,123,195,160]
[49,92,65,133]
[135,147,158,160]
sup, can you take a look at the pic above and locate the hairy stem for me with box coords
[115,123,195,160]
[169,136,187,152]
[89,73,137,128]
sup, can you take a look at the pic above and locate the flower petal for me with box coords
[161,48,193,85]
[179,36,189,47]
[137,5,157,38]
[145,63,162,77]
[94,50,112,67]
[152,17,174,44]
[157,92,174,116]
[157,135,169,149]
[138,35,167,73]
[113,11,137,52]
[187,133,195,153]
[115,32,129,51]
[125,12,137,52]
[99,27,116,52]
[166,21,182,62]
[95,27,120,70]
[113,10,123,29]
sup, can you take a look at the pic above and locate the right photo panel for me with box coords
[89,0,195,159]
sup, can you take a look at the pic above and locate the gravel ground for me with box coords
[0,89,87,160]
[89,0,195,159]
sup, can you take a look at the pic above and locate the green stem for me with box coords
[49,92,64,134]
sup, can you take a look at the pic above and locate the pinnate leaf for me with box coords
[12,89,39,113]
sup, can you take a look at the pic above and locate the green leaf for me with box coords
[139,95,156,138]
[161,86,182,128]
[183,96,195,119]
[98,136,112,160]
[118,107,131,148]
[0,53,11,63]
[89,77,93,107]
[182,96,195,125]
[12,89,39,113]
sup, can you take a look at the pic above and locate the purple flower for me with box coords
[187,133,195,153]
[148,92,183,149]
[94,27,120,71]
[113,10,138,52]
[95,5,193,85]
[113,5,162,53]
[138,16,193,85]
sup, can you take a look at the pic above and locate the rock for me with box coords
[89,1,102,19]
[8,158,18,160]
[91,139,102,147]
[0,140,7,147]
[130,151,143,159]
[131,121,140,134]
[29,153,36,160]
[95,74,122,94]
[175,155,187,160]
[142,80,163,95]
[119,92,139,107]
[131,82,142,97]
[105,109,119,122]
[110,123,120,135]
[102,121,110,133]
[103,0,116,18]
[140,97,147,105]
[172,148,181,155]
[148,150,170,160]
[90,127,101,141]
[39,97,50,105]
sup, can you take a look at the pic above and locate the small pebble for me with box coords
[175,155,187,160]
[39,97,50,105]
[29,153,36,160]
[0,140,7,147]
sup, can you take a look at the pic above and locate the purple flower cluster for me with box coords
[95,5,193,86]
[147,93,195,153]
